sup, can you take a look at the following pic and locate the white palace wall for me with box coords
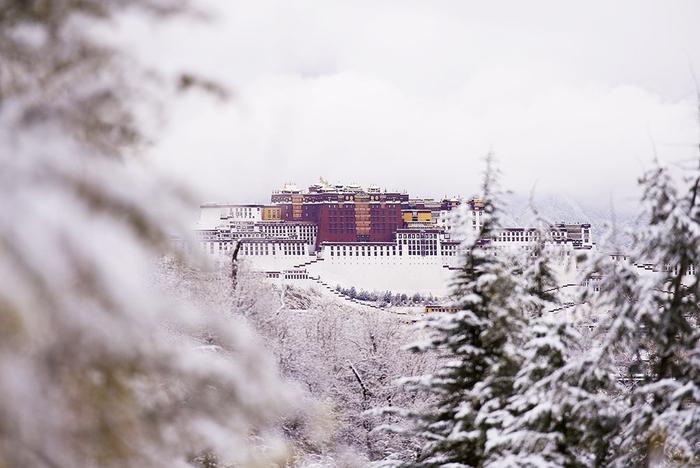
[308,254,456,296]
[199,237,589,297]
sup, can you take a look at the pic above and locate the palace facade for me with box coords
[192,180,594,295]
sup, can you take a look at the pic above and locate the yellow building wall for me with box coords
[262,207,281,220]
[403,211,433,223]
[291,195,303,220]
[417,212,432,222]
[355,198,370,235]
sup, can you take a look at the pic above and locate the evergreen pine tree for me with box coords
[384,156,529,466]
[595,163,700,466]
[493,229,619,467]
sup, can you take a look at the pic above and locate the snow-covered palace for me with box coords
[191,180,594,296]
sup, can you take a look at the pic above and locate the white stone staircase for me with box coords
[293,257,324,269]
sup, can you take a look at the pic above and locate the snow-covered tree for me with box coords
[379,158,531,466]
[0,2,301,467]
[590,162,700,466]
[493,231,620,467]
[170,260,438,464]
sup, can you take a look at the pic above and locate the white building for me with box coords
[199,203,263,228]
[191,200,596,297]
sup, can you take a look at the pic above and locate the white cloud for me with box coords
[119,0,700,212]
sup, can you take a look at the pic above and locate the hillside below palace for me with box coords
[190,180,594,296]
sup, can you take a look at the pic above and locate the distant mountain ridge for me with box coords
[500,192,637,250]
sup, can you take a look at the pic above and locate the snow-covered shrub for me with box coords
[0,2,300,466]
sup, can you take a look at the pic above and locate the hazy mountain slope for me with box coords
[500,192,637,250]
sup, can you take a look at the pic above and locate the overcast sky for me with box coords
[122,0,700,212]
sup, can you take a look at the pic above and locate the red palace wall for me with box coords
[317,203,402,245]
[318,204,357,245]
[369,204,402,242]
[272,190,408,246]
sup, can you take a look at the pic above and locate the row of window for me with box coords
[282,272,308,279]
[494,231,571,242]
[265,270,316,280]
[326,244,461,258]
[239,242,306,256]
[328,245,398,257]
[408,247,438,256]
[259,225,316,235]
[407,237,438,256]
[226,207,260,219]
[672,264,696,276]
[440,244,458,256]
[397,233,438,240]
